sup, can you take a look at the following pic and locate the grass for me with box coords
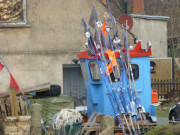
[160,101,175,108]
[156,101,175,117]
[145,101,180,135]
[145,122,180,135]
[157,111,169,117]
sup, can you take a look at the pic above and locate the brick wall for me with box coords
[133,0,144,14]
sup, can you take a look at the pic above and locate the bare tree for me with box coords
[100,0,133,17]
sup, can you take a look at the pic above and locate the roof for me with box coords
[130,14,170,21]
[77,41,152,59]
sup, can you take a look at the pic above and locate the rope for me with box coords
[53,109,82,134]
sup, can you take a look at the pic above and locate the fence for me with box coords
[151,79,180,100]
[0,96,28,119]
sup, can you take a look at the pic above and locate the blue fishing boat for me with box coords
[77,41,156,122]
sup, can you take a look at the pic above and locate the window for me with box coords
[80,61,89,82]
[89,61,101,81]
[131,64,139,80]
[0,0,30,27]
[150,61,156,73]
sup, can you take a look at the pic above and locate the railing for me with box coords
[151,79,180,100]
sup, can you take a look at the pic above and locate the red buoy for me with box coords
[122,48,126,52]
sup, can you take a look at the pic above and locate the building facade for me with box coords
[130,14,169,58]
[0,0,133,92]
[0,0,169,93]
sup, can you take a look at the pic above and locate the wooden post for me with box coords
[167,80,169,100]
[178,79,180,96]
[31,103,42,135]
[9,87,18,116]
[101,115,114,135]
[163,80,166,99]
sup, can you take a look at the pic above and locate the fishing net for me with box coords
[29,94,75,125]
[52,109,83,135]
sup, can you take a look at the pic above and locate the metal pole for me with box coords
[124,0,128,14]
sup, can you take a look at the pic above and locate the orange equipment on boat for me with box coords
[151,89,158,103]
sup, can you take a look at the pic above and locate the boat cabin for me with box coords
[77,41,156,121]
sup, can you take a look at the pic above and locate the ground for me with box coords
[145,101,180,135]
[156,101,174,126]
[145,122,180,135]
